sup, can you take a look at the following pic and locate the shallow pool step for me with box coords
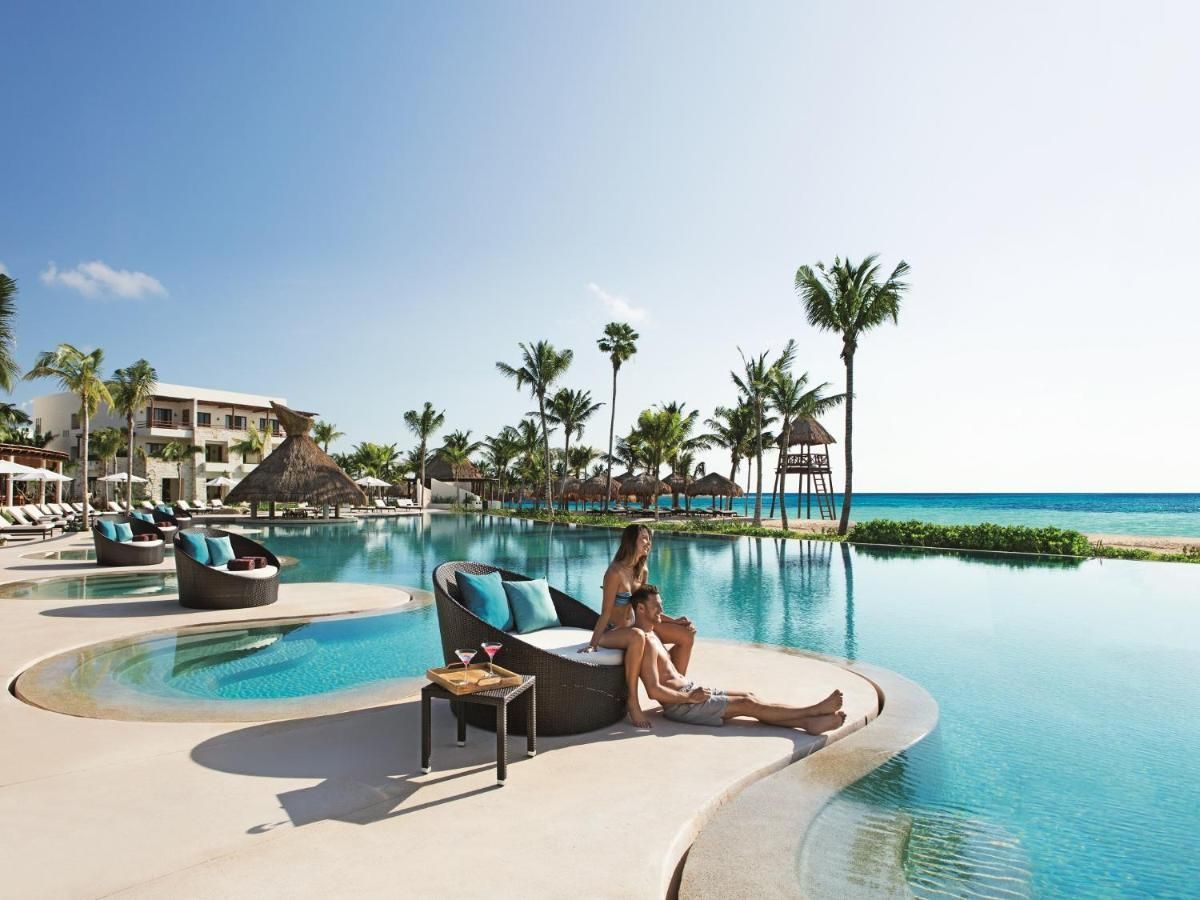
[798,797,1033,899]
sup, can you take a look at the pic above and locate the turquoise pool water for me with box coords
[30,515,1200,895]
[0,571,177,599]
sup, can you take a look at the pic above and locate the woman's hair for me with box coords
[612,524,651,585]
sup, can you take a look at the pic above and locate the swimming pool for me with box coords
[17,514,1200,895]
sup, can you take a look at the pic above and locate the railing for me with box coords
[775,453,833,472]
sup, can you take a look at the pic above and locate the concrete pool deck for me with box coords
[0,531,934,898]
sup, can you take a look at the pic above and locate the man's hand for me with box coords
[687,686,711,703]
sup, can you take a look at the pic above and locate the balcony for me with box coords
[202,461,232,474]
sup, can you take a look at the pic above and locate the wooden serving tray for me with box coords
[426,662,522,695]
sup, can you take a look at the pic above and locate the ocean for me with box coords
[523,493,1200,538]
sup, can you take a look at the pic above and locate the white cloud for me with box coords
[40,260,167,299]
[587,282,647,322]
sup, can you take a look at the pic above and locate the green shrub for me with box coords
[847,519,1092,556]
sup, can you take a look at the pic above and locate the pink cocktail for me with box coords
[482,641,502,674]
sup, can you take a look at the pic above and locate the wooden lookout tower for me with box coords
[776,416,838,520]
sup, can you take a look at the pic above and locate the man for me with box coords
[631,584,846,733]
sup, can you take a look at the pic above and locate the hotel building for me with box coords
[31,383,313,503]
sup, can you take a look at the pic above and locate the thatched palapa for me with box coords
[225,403,366,506]
[425,457,484,482]
[579,474,621,500]
[783,416,836,447]
[664,473,688,494]
[620,473,670,498]
[686,472,744,498]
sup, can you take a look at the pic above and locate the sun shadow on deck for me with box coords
[39,598,186,617]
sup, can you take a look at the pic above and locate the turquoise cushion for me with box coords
[132,511,154,524]
[113,522,134,543]
[179,531,210,564]
[96,519,117,540]
[206,535,235,567]
[503,578,560,634]
[457,570,514,631]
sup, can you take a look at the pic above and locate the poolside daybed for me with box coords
[433,561,626,736]
[173,527,281,610]
[93,517,166,567]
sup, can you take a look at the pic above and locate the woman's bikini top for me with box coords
[614,590,632,607]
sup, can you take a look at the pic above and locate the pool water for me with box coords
[21,547,175,563]
[28,515,1200,895]
[0,571,178,600]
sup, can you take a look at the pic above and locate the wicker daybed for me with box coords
[433,561,626,736]
[92,517,166,567]
[173,527,280,610]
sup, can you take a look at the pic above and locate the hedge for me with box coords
[847,519,1091,556]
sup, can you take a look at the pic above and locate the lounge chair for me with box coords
[373,498,389,512]
[139,500,155,512]
[433,561,626,736]
[92,517,166,567]
[27,505,68,526]
[7,506,62,533]
[173,527,280,609]
[46,503,75,520]
[209,499,225,511]
[0,512,54,540]
[171,503,195,524]
[107,501,123,514]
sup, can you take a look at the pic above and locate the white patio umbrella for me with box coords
[99,472,148,483]
[354,476,391,487]
[13,468,74,504]
[205,476,238,487]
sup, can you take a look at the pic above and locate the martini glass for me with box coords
[482,641,502,675]
[454,648,476,683]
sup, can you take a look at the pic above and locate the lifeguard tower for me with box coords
[776,416,838,520]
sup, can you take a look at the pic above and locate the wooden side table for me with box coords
[420,675,536,785]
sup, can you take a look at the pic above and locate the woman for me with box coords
[580,524,697,727]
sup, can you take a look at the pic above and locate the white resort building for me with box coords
[32,383,312,504]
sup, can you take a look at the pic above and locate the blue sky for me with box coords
[2,1,1197,490]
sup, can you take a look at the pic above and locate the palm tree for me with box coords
[513,418,543,509]
[155,441,203,502]
[483,427,521,502]
[231,425,269,468]
[403,402,445,509]
[674,451,704,512]
[312,421,345,453]
[567,444,599,478]
[496,341,573,517]
[347,441,402,480]
[703,403,756,511]
[108,359,158,506]
[730,341,795,525]
[0,273,20,391]
[596,322,638,511]
[24,344,111,527]
[546,388,602,510]
[796,255,910,534]
[0,402,31,441]
[91,427,125,503]
[765,367,845,530]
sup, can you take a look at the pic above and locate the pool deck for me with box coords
[0,531,935,898]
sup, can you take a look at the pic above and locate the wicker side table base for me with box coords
[420,676,536,785]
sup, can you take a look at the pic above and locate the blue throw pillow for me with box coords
[97,519,117,540]
[132,511,154,524]
[179,531,210,564]
[156,504,174,515]
[457,570,514,631]
[503,578,560,634]
[114,522,134,543]
[206,536,236,567]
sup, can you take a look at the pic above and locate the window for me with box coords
[225,415,247,430]
[205,443,227,463]
[259,417,267,432]
[146,443,166,457]
[182,409,191,426]
[34,418,42,434]
[196,412,211,427]
[270,418,281,436]
[152,408,173,425]
[70,413,80,430]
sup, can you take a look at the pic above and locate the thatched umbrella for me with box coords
[579,473,621,507]
[663,472,688,510]
[620,473,670,511]
[226,402,366,517]
[687,472,744,512]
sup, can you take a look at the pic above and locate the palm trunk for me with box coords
[729,459,738,511]
[604,366,617,512]
[538,392,553,517]
[81,406,90,528]
[753,400,764,525]
[561,432,571,512]
[779,422,792,531]
[126,413,136,506]
[838,350,854,535]
[419,439,427,509]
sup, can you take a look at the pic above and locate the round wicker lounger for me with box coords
[173,527,281,610]
[92,517,166,567]
[433,561,626,736]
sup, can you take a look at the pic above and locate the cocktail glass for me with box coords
[454,648,476,683]
[482,641,502,675]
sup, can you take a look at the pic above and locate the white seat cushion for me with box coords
[122,539,164,548]
[512,626,624,666]
[210,564,279,580]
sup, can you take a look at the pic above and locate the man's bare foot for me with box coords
[628,707,652,729]
[808,689,843,716]
[796,711,846,734]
